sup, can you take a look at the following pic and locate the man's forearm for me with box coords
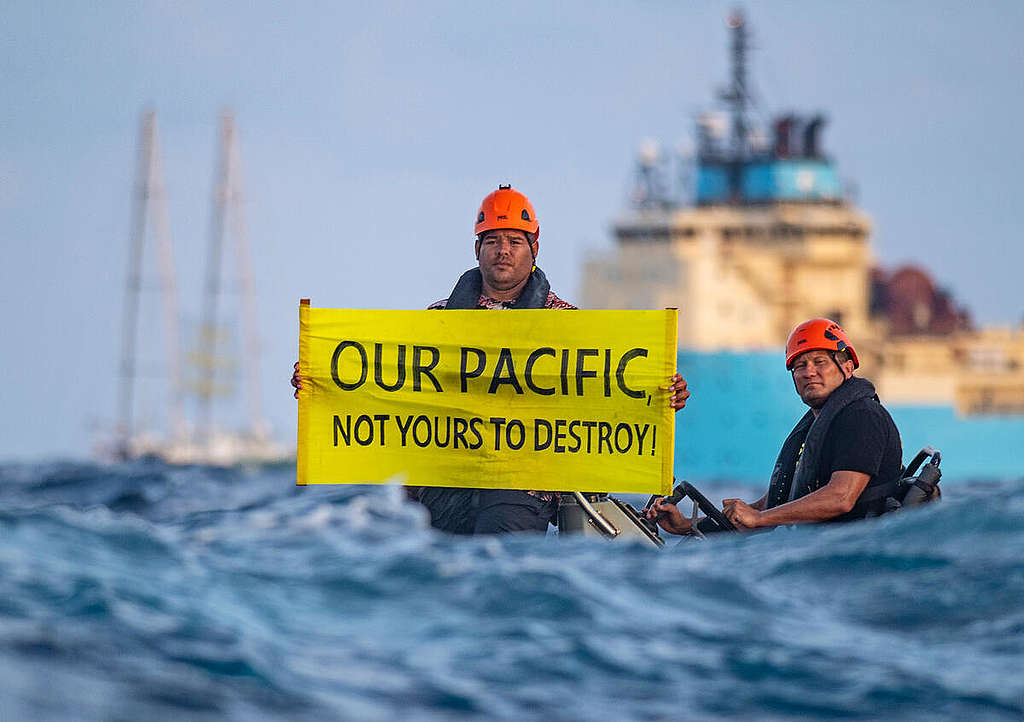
[753,471,869,526]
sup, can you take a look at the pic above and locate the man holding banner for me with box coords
[292,184,690,535]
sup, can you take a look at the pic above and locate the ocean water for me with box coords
[1,460,1022,721]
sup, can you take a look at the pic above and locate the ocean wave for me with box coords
[0,462,1021,720]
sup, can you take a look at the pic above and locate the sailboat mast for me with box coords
[195,112,232,444]
[223,122,268,438]
[116,112,154,451]
[116,111,184,454]
[150,123,186,441]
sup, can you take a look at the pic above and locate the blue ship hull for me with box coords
[675,351,1024,483]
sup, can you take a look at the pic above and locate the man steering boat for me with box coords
[648,319,903,534]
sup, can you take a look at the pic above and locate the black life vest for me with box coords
[444,266,551,310]
[765,376,895,517]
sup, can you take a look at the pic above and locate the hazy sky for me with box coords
[2,1,1022,461]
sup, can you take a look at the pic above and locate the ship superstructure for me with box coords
[583,11,1024,415]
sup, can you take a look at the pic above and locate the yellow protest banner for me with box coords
[297,302,677,494]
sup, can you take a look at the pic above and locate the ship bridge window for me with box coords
[812,226,865,239]
[771,224,805,239]
[618,228,671,243]
[968,348,1010,372]
[818,226,865,240]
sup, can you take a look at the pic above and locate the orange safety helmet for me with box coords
[475,184,540,240]
[785,318,860,370]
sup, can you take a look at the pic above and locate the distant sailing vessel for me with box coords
[583,10,1024,416]
[107,110,289,465]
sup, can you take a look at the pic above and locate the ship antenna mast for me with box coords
[721,9,750,199]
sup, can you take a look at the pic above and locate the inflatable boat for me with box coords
[557,446,944,548]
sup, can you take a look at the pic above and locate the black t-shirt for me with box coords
[817,397,903,520]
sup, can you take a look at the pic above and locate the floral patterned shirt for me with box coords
[427,291,577,311]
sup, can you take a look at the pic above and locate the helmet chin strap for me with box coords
[828,351,854,378]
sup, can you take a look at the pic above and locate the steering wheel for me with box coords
[662,481,736,532]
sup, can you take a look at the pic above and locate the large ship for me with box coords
[582,10,1024,419]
